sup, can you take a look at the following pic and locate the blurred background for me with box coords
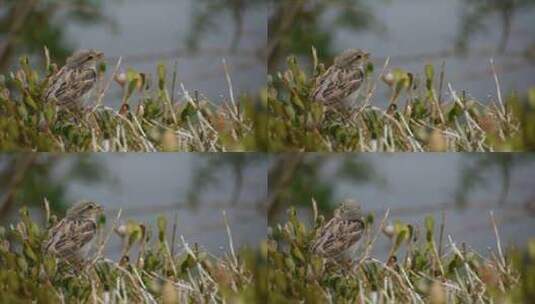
[0,154,268,257]
[268,154,535,257]
[269,0,535,105]
[0,0,266,106]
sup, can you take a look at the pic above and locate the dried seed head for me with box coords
[383,223,395,238]
[115,72,127,87]
[115,224,128,237]
[382,71,395,86]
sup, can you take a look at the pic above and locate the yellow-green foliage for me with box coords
[268,207,532,303]
[1,204,532,303]
[2,52,533,152]
[0,206,265,303]
[268,54,533,152]
[0,56,261,152]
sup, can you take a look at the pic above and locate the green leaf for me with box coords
[43,255,57,277]
[180,102,196,122]
[157,63,166,91]
[23,243,38,263]
[157,215,167,242]
[425,64,434,90]
[425,215,435,242]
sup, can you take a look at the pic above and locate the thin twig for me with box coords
[311,198,319,224]
[93,57,122,111]
[438,210,445,257]
[353,57,390,120]
[489,58,507,119]
[171,211,178,257]
[489,210,506,269]
[358,209,390,265]
[222,58,240,122]
[91,208,122,265]
[222,210,238,269]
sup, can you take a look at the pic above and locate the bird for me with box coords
[43,49,104,108]
[43,200,103,261]
[311,199,365,262]
[311,49,370,109]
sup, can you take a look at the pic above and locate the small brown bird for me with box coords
[43,200,103,260]
[312,49,370,109]
[44,49,104,108]
[311,199,365,261]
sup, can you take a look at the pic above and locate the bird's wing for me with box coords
[44,219,96,259]
[312,218,365,258]
[44,67,68,102]
[43,218,67,254]
[45,68,97,106]
[312,68,364,106]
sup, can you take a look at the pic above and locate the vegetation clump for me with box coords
[1,202,533,303]
[0,203,266,303]
[268,52,535,151]
[0,54,261,151]
[268,204,533,303]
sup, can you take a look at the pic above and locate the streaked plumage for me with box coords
[43,201,103,260]
[311,49,369,109]
[311,200,365,261]
[44,49,104,108]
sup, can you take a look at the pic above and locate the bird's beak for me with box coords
[364,52,370,59]
[95,52,104,60]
